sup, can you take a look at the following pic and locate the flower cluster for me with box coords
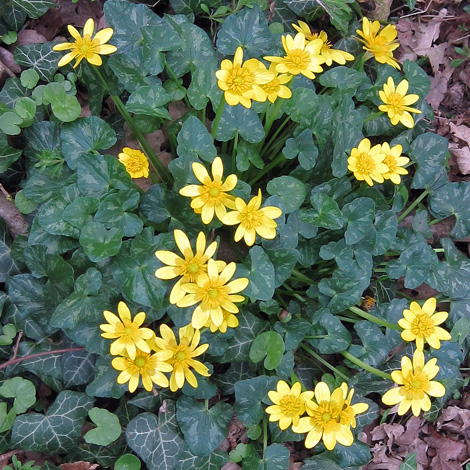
[155,229,249,331]
[266,380,368,451]
[347,138,409,186]
[118,147,149,179]
[179,157,283,246]
[100,301,210,392]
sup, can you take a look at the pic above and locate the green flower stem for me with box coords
[248,153,285,186]
[165,62,191,109]
[363,111,385,124]
[92,67,173,187]
[299,343,350,381]
[396,290,416,302]
[348,306,401,331]
[429,218,443,226]
[260,115,291,158]
[258,98,285,151]
[131,181,146,195]
[262,417,268,458]
[211,98,225,139]
[232,130,239,174]
[304,335,328,340]
[341,351,392,380]
[397,189,430,223]
[291,269,316,285]
[281,283,306,302]
[205,399,209,412]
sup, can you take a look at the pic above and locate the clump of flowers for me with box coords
[382,349,446,416]
[118,147,149,179]
[53,17,117,68]
[258,63,293,103]
[380,143,409,184]
[399,298,451,351]
[379,77,422,128]
[222,189,283,246]
[215,47,275,108]
[347,138,388,187]
[264,32,326,79]
[179,157,237,224]
[152,324,210,392]
[356,17,400,69]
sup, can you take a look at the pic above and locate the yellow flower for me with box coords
[264,32,326,79]
[118,147,149,179]
[292,382,353,450]
[177,259,249,330]
[380,143,409,185]
[52,18,117,68]
[155,230,223,304]
[222,189,282,246]
[382,349,446,416]
[152,324,210,392]
[100,301,155,360]
[179,157,237,224]
[347,138,389,187]
[111,349,173,393]
[356,17,400,70]
[265,380,314,430]
[379,77,422,128]
[292,23,353,66]
[215,47,275,108]
[258,63,292,104]
[203,308,239,333]
[398,298,451,351]
[339,383,369,429]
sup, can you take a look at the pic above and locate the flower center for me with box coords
[412,380,421,389]
[242,209,263,229]
[125,327,133,336]
[175,351,186,361]
[403,369,430,399]
[357,152,375,173]
[135,357,146,368]
[286,49,311,71]
[262,78,279,94]
[188,263,199,274]
[208,289,218,299]
[127,155,143,172]
[322,412,331,422]
[209,187,220,197]
[228,67,254,93]
[371,36,389,55]
[411,314,435,337]
[387,92,405,112]
[279,395,301,416]
[383,155,397,172]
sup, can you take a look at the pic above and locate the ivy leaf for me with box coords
[0,377,36,414]
[249,331,285,370]
[11,391,94,453]
[13,42,61,81]
[22,121,61,163]
[429,182,470,239]
[0,220,21,283]
[10,0,55,19]
[176,116,217,162]
[62,350,96,388]
[60,117,117,170]
[84,408,122,446]
[234,376,278,426]
[176,396,232,456]
[175,448,229,470]
[79,222,123,263]
[400,452,417,470]
[216,5,274,57]
[86,356,127,399]
[126,402,185,470]
[266,176,306,213]
[342,197,375,245]
[319,66,367,93]
[216,104,265,143]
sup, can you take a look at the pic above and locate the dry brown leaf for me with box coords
[221,463,241,470]
[424,430,467,470]
[16,30,47,46]
[59,462,99,470]
[437,406,470,433]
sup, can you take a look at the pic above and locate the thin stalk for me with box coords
[262,417,268,458]
[231,131,238,174]
[261,116,291,157]
[348,306,401,331]
[341,351,392,380]
[291,269,316,285]
[165,62,191,109]
[299,343,350,381]
[211,98,225,139]
[258,98,284,151]
[397,189,430,223]
[281,283,307,302]
[248,153,285,186]
[0,347,84,370]
[363,111,384,124]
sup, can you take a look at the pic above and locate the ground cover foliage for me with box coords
[0,0,469,468]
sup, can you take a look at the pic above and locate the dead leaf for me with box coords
[59,462,99,470]
[16,30,47,46]
[424,430,467,470]
[437,406,470,434]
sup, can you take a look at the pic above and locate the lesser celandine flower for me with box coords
[177,259,249,330]
[258,63,292,104]
[203,308,239,333]
[100,301,154,360]
[398,298,451,351]
[264,32,326,79]
[292,382,353,450]
[292,22,353,66]
[382,349,446,417]
[179,157,237,224]
[118,147,149,179]
[152,324,210,392]
[53,18,117,68]
[380,143,409,185]
[339,383,369,429]
[111,349,173,393]
[155,230,224,304]
[347,138,388,187]
[265,380,314,431]
[356,17,400,70]
[379,77,422,128]
[222,189,282,246]
[215,47,274,108]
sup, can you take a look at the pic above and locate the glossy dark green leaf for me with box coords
[319,66,367,92]
[399,452,417,470]
[282,129,318,170]
[126,85,171,119]
[0,220,21,283]
[60,117,117,170]
[11,391,94,453]
[310,311,352,354]
[22,121,61,163]
[216,104,265,143]
[86,356,127,399]
[187,61,219,111]
[10,0,55,18]
[176,396,232,456]
[0,138,22,172]
[13,42,61,81]
[404,60,431,98]
[63,197,99,228]
[308,193,343,229]
[348,321,390,368]
[79,222,123,262]
[342,197,375,245]
[126,403,185,470]
[249,331,285,370]
[62,350,96,388]
[216,5,274,57]
[266,176,306,213]
[177,116,217,162]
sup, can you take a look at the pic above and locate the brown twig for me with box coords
[12,330,23,360]
[0,347,84,371]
